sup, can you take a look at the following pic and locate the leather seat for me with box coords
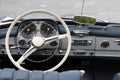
[0,68,83,80]
[113,73,120,80]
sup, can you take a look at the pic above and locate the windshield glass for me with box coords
[0,0,119,22]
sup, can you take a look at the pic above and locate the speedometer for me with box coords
[21,23,37,39]
[40,22,56,38]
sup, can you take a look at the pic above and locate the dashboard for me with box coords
[1,19,120,59]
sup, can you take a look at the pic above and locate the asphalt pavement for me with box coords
[0,0,120,22]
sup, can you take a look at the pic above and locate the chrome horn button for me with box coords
[32,37,44,47]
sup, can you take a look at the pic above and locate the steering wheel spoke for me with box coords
[17,46,37,64]
[44,34,67,45]
[58,34,67,39]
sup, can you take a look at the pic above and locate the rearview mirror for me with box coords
[74,16,96,24]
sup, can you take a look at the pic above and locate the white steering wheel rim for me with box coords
[5,9,71,72]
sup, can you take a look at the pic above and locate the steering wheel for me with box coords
[5,9,71,72]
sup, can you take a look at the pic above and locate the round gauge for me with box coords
[40,22,56,38]
[21,23,37,39]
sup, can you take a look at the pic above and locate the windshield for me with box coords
[0,0,119,22]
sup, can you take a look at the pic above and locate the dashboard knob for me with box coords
[101,41,110,48]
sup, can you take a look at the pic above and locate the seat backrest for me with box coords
[0,68,83,80]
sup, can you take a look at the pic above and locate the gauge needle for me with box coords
[45,27,49,35]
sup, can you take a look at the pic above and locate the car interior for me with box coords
[1,0,120,80]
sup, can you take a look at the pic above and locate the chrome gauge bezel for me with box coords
[20,22,37,39]
[40,22,57,38]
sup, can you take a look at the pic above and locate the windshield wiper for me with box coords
[61,17,73,20]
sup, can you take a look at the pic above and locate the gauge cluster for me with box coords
[17,19,59,48]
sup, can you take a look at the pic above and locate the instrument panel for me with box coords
[17,19,58,48]
[1,19,120,58]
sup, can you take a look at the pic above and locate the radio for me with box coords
[72,39,92,46]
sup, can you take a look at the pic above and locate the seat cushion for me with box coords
[0,68,15,80]
[13,70,30,80]
[30,70,44,80]
[44,71,59,80]
[113,73,120,80]
[59,70,82,80]
[0,68,83,80]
